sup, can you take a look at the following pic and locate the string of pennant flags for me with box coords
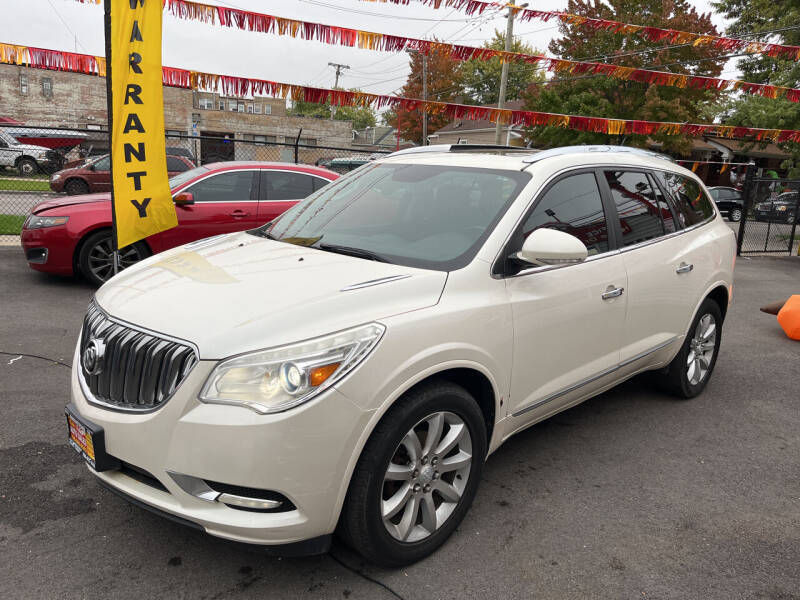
[359,0,800,61]
[69,0,800,103]
[3,41,800,143]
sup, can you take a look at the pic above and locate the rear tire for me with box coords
[655,298,723,399]
[77,230,150,287]
[339,380,487,567]
[65,178,90,196]
[729,208,742,222]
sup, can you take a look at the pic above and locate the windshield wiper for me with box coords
[317,243,389,263]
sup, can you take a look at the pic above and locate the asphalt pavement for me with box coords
[0,248,798,599]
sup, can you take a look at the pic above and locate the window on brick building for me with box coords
[199,98,214,110]
[254,104,262,114]
[237,102,245,113]
[264,104,272,115]
[42,78,53,98]
[219,101,225,111]
[247,104,254,114]
[229,100,237,111]
[19,75,28,95]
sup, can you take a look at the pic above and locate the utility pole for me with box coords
[406,50,428,145]
[494,3,527,145]
[422,53,428,145]
[328,62,350,119]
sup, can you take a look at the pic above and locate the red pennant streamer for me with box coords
[5,42,800,144]
[69,0,800,103]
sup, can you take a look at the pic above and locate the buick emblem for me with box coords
[82,338,106,376]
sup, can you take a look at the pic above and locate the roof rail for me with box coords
[521,145,675,164]
[387,144,536,157]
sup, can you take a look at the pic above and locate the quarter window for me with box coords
[523,172,610,255]
[187,171,255,202]
[604,171,666,246]
[263,171,314,200]
[657,172,715,227]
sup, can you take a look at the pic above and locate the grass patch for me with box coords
[0,178,51,192]
[0,214,26,235]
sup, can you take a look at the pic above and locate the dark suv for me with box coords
[708,186,744,222]
[754,192,800,224]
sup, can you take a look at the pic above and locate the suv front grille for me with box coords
[79,302,197,411]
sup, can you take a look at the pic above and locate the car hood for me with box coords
[94,232,448,359]
[32,193,110,214]
[10,142,50,153]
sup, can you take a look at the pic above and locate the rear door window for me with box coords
[604,171,666,246]
[657,171,715,227]
[523,172,610,255]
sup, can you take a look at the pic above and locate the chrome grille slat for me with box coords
[79,302,198,411]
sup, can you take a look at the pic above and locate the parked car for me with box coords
[328,156,370,173]
[707,186,745,222]
[166,146,197,164]
[23,161,337,285]
[754,191,799,224]
[0,128,62,175]
[65,145,735,566]
[49,154,196,195]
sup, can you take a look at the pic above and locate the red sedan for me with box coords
[22,162,338,285]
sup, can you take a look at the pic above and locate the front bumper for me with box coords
[20,225,75,275]
[69,346,374,546]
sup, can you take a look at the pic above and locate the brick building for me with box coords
[0,63,357,164]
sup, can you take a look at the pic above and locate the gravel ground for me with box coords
[0,248,798,600]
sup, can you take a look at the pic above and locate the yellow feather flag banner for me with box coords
[109,0,176,251]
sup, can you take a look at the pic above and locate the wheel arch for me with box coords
[72,226,154,276]
[64,176,89,193]
[329,361,501,533]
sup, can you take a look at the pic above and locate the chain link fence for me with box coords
[0,126,391,244]
[737,177,800,256]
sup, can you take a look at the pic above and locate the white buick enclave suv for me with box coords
[66,145,736,566]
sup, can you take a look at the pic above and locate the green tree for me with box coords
[289,90,377,130]
[385,48,464,145]
[712,0,800,175]
[522,0,727,155]
[459,31,545,105]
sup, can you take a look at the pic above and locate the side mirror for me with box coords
[174,192,194,206]
[515,228,588,267]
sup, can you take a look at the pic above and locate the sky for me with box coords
[0,0,734,99]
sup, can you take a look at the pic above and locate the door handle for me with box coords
[601,286,624,300]
[676,262,694,274]
[230,210,247,218]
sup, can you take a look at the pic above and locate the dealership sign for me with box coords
[109,0,177,250]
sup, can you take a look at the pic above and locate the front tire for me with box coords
[65,178,90,196]
[17,157,38,176]
[339,380,487,567]
[77,230,150,287]
[655,298,723,399]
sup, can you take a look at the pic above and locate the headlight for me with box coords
[24,215,69,229]
[51,172,62,180]
[777,205,787,212]
[199,323,385,414]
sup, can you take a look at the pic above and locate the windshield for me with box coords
[0,129,19,145]
[170,165,209,189]
[255,162,530,271]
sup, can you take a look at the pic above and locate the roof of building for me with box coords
[434,100,526,134]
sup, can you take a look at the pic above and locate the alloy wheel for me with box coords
[381,411,472,543]
[730,208,742,222]
[686,313,717,386]
[87,236,144,283]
